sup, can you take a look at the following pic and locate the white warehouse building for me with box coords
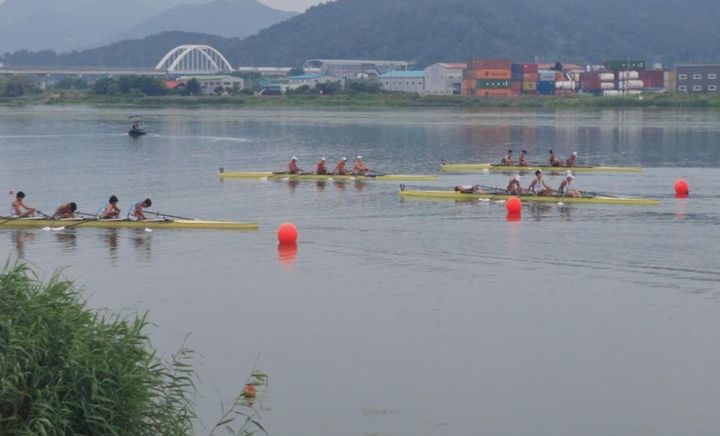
[424,62,466,95]
[379,70,425,93]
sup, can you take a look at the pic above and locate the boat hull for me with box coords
[0,218,258,231]
[441,163,642,173]
[399,190,659,206]
[219,171,437,181]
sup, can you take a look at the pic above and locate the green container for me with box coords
[476,80,511,89]
[604,60,646,71]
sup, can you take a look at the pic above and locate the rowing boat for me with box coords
[0,217,258,231]
[219,170,437,182]
[440,162,643,173]
[399,189,659,206]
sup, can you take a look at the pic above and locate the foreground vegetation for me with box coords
[4,90,720,110]
[0,262,266,435]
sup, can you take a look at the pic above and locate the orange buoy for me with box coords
[506,196,522,214]
[277,222,298,244]
[673,179,689,197]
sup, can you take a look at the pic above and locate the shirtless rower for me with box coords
[501,150,515,165]
[53,202,77,219]
[518,150,529,166]
[315,157,328,175]
[10,191,36,218]
[566,151,578,167]
[454,185,484,194]
[334,157,349,175]
[288,156,302,174]
[353,155,369,175]
[548,149,561,167]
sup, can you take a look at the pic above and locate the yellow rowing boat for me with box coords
[219,169,437,182]
[399,189,659,206]
[0,217,259,231]
[440,162,643,173]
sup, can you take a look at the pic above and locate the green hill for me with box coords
[3,0,720,68]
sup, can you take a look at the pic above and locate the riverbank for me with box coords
[2,91,720,109]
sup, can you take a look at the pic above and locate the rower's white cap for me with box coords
[341,157,347,161]
[291,156,297,160]
[572,151,578,156]
[356,155,363,160]
[566,172,574,179]
[321,157,326,161]
[514,174,520,181]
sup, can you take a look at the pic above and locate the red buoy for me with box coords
[673,179,689,197]
[506,196,522,215]
[277,222,298,244]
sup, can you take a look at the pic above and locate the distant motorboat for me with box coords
[128,115,147,137]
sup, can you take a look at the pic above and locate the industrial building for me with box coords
[303,59,411,78]
[177,75,244,95]
[286,73,339,90]
[676,65,720,93]
[424,63,466,95]
[379,70,425,93]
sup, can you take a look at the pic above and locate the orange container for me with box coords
[462,79,475,96]
[522,81,537,91]
[475,89,515,97]
[472,69,512,80]
[522,73,538,83]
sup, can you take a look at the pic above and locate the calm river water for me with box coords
[1,106,719,436]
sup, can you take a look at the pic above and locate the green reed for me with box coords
[0,261,266,436]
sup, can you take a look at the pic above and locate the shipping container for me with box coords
[603,90,622,96]
[467,58,512,70]
[580,73,602,91]
[522,73,539,83]
[605,60,646,72]
[472,69,512,80]
[475,89,515,97]
[599,73,615,81]
[601,82,616,90]
[462,79,475,96]
[639,70,664,88]
[537,80,555,95]
[555,71,565,81]
[511,64,523,74]
[512,72,522,81]
[618,80,644,89]
[511,81,522,92]
[476,79,511,89]
[522,81,537,91]
[618,71,640,80]
[538,70,556,81]
[555,80,577,90]
[522,63,539,74]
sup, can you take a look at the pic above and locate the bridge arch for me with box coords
[156,45,234,74]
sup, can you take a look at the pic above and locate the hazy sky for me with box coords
[261,0,325,12]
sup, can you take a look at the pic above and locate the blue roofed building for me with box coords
[379,70,425,93]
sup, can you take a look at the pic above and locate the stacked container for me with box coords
[538,69,556,95]
[511,64,523,96]
[465,59,513,97]
[521,63,538,95]
[639,70,664,89]
[604,60,647,72]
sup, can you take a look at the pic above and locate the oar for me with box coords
[364,170,388,178]
[579,190,621,198]
[146,211,194,220]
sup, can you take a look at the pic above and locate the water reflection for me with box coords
[9,230,37,257]
[277,243,298,268]
[53,231,78,252]
[130,229,153,262]
[528,203,554,221]
[99,229,120,261]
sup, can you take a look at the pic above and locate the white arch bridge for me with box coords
[155,45,234,75]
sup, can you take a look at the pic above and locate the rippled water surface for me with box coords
[1,106,719,436]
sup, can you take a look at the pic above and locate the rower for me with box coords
[518,150,529,166]
[52,202,77,219]
[315,157,327,175]
[353,155,369,175]
[128,198,152,221]
[454,185,484,194]
[548,149,561,167]
[506,175,525,195]
[11,191,36,218]
[566,151,578,167]
[99,195,121,219]
[527,170,553,196]
[288,156,302,174]
[334,157,348,175]
[558,172,580,197]
[501,149,514,165]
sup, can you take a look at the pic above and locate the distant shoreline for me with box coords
[2,92,720,109]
